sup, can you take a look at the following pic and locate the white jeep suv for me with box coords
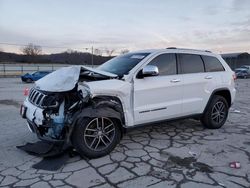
[21,48,236,158]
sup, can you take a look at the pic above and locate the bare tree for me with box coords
[21,43,42,56]
[66,49,74,54]
[120,49,129,55]
[105,48,115,56]
[94,48,102,56]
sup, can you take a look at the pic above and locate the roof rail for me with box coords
[166,47,212,53]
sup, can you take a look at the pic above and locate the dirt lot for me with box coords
[0,78,249,188]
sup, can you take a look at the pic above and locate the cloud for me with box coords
[178,16,192,22]
[1,0,249,54]
[231,0,250,11]
[189,27,250,52]
[231,17,250,27]
[203,5,219,15]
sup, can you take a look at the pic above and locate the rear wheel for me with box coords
[72,117,121,158]
[201,95,229,129]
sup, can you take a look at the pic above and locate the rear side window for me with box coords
[202,56,225,72]
[179,54,205,74]
[148,53,177,76]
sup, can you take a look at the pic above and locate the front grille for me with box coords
[28,88,47,108]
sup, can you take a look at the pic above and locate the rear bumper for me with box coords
[231,88,236,105]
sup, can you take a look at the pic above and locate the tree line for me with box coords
[0,43,130,65]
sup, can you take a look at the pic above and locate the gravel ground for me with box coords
[0,78,249,188]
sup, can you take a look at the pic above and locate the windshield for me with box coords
[97,53,150,77]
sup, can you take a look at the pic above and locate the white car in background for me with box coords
[240,65,250,73]
[235,65,250,79]
[235,65,250,74]
[20,48,236,158]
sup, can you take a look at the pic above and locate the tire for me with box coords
[201,95,229,129]
[72,117,121,158]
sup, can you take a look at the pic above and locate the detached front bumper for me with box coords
[26,119,64,143]
[21,99,64,143]
[22,99,44,125]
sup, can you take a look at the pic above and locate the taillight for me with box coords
[233,73,237,81]
[24,88,29,96]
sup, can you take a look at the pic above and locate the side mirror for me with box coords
[142,65,159,77]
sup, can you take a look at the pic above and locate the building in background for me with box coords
[221,52,250,70]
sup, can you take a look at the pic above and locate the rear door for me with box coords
[133,53,183,125]
[178,53,219,115]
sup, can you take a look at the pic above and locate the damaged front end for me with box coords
[24,84,90,143]
[22,66,119,144]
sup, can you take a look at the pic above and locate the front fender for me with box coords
[77,106,122,122]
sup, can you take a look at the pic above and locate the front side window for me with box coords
[98,53,149,77]
[179,54,205,74]
[202,55,225,72]
[148,53,177,76]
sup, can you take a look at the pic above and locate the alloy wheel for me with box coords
[84,117,115,151]
[211,101,226,124]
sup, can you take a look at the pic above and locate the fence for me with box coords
[0,63,94,77]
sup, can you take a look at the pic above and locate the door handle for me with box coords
[205,75,213,79]
[170,79,180,83]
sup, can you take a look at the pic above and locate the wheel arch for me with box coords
[70,95,126,139]
[203,88,232,114]
[91,95,126,124]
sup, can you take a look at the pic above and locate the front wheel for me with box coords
[201,95,229,129]
[72,117,121,158]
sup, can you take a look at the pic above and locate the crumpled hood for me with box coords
[35,65,117,92]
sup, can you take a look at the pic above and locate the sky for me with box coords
[0,0,250,54]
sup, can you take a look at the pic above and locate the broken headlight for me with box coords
[43,95,60,108]
[80,86,91,102]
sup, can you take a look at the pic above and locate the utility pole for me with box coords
[91,46,94,68]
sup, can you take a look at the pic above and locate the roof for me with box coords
[221,52,249,58]
[133,48,214,55]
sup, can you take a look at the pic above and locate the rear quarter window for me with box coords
[202,56,225,72]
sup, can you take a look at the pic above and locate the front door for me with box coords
[133,53,183,125]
